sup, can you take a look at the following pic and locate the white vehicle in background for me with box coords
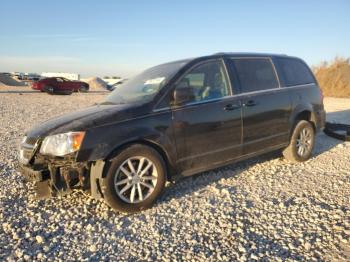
[41,72,80,81]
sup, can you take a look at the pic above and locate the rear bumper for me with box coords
[312,108,326,132]
[317,109,326,131]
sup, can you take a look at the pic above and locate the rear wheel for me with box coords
[283,120,315,162]
[101,144,166,213]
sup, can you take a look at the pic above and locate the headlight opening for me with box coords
[40,132,85,156]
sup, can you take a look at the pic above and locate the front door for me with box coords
[171,59,242,175]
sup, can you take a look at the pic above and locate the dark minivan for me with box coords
[19,53,325,213]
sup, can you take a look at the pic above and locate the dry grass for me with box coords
[313,57,350,98]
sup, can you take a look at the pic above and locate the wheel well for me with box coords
[295,110,315,130]
[104,140,172,180]
[296,110,311,121]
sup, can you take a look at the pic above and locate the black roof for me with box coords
[179,52,292,64]
[212,52,288,57]
[155,52,302,70]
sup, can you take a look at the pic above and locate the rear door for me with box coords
[171,59,242,175]
[226,57,292,155]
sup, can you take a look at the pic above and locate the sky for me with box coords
[0,0,349,77]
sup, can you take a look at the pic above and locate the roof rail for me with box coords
[212,52,288,56]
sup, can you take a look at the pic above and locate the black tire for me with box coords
[79,85,89,92]
[283,120,315,162]
[43,85,55,94]
[60,90,74,95]
[45,87,73,95]
[101,144,166,213]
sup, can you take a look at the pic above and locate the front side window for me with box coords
[230,58,279,93]
[175,60,230,104]
[276,57,315,87]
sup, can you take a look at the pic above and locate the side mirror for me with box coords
[173,87,195,105]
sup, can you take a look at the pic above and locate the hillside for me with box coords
[313,57,350,98]
[0,74,26,86]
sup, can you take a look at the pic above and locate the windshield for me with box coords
[105,60,188,104]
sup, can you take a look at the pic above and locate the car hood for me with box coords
[26,103,149,138]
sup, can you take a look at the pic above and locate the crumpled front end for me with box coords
[18,136,92,199]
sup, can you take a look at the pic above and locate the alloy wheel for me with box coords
[296,127,312,157]
[114,156,158,203]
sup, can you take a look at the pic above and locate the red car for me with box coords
[32,77,89,94]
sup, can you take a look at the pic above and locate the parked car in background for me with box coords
[19,53,325,213]
[32,77,89,94]
[23,73,41,81]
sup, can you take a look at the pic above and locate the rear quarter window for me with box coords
[276,58,315,87]
[229,58,279,93]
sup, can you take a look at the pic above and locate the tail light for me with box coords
[320,88,324,104]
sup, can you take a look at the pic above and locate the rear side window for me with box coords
[230,58,279,93]
[276,58,315,87]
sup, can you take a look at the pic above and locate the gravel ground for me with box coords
[0,91,349,261]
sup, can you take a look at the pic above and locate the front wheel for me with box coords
[101,144,166,213]
[43,85,55,94]
[79,85,89,92]
[283,120,315,162]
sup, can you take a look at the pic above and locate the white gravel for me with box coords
[0,91,349,261]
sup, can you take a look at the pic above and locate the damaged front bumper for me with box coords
[19,164,49,182]
[19,158,86,199]
[19,157,105,200]
[18,136,106,200]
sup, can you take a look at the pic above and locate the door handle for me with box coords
[224,104,241,111]
[243,100,257,107]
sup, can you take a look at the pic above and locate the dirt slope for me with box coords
[83,77,107,90]
[0,74,26,86]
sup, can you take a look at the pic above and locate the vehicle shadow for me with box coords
[312,132,342,157]
[326,108,350,125]
[160,150,282,203]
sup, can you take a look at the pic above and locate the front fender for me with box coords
[76,111,176,167]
